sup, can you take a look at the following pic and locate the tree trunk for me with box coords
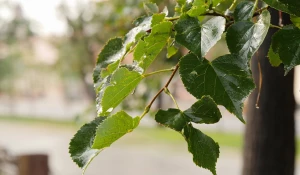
[17,154,49,175]
[243,9,296,175]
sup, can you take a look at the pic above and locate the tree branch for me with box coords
[140,63,179,118]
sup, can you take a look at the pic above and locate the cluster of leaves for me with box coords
[69,0,300,174]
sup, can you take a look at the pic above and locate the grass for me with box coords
[0,115,77,129]
[131,127,243,150]
[1,115,300,155]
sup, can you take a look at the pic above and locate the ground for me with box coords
[1,119,300,175]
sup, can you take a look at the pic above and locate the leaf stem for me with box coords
[140,63,179,119]
[270,24,282,29]
[164,87,180,109]
[255,6,269,14]
[143,67,175,77]
[252,0,259,16]
[200,12,232,20]
[166,16,180,21]
[228,0,238,11]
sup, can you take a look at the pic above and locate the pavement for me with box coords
[0,121,243,175]
[1,117,300,175]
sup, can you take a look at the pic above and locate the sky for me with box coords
[1,0,90,36]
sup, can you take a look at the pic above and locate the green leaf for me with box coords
[291,15,300,29]
[93,38,124,86]
[94,16,152,88]
[125,16,152,47]
[268,46,282,67]
[175,15,226,57]
[92,111,140,149]
[234,1,255,22]
[212,0,223,7]
[100,60,120,79]
[99,67,143,115]
[272,25,300,74]
[226,10,271,61]
[167,38,178,58]
[167,46,178,58]
[69,117,106,173]
[155,108,187,131]
[175,0,193,15]
[187,0,209,17]
[179,53,255,122]
[184,124,219,175]
[176,0,186,6]
[151,13,166,27]
[183,96,222,124]
[143,2,159,15]
[263,0,300,17]
[134,21,172,70]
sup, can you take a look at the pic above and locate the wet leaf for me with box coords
[155,108,187,131]
[93,111,140,149]
[69,117,106,173]
[184,96,222,124]
[175,15,225,57]
[184,124,219,175]
[226,10,270,61]
[179,53,255,122]
[272,25,300,74]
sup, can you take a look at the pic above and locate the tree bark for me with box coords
[243,9,296,175]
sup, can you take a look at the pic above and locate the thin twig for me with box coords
[200,12,231,20]
[143,67,175,77]
[255,52,262,109]
[140,63,179,119]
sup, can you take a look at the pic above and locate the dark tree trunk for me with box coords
[242,9,296,175]
[17,154,49,175]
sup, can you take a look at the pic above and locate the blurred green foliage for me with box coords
[0,2,33,92]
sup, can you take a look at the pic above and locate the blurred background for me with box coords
[0,0,299,175]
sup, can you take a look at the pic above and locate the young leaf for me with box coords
[268,46,282,67]
[183,96,222,124]
[184,124,220,175]
[151,13,166,27]
[226,10,271,61]
[167,46,178,58]
[175,0,193,15]
[272,25,300,74]
[212,0,222,7]
[263,0,300,17]
[291,15,300,29]
[179,53,255,123]
[143,2,159,15]
[134,21,172,70]
[69,117,106,173]
[92,111,140,149]
[167,38,178,58]
[99,67,143,115]
[175,15,226,57]
[187,0,209,17]
[155,108,187,131]
[234,1,255,22]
